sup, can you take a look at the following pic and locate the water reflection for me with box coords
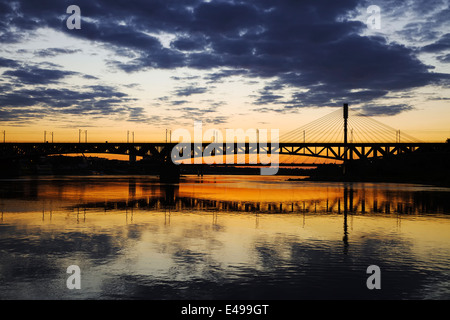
[0,175,449,300]
[2,175,448,215]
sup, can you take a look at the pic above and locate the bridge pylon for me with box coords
[343,103,349,176]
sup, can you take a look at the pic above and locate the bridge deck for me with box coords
[0,142,448,162]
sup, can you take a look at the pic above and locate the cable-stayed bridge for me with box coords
[0,104,448,166]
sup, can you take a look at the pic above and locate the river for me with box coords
[0,175,449,299]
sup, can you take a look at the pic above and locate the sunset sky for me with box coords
[1,0,450,142]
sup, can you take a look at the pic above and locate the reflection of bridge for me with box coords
[69,186,450,215]
[70,196,441,214]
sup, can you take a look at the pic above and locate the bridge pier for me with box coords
[158,160,180,183]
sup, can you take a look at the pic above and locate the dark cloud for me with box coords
[0,85,139,123]
[179,106,215,114]
[356,104,414,116]
[171,104,228,125]
[170,100,189,106]
[0,0,449,121]
[437,53,450,63]
[171,35,207,51]
[174,85,208,97]
[253,92,285,106]
[3,65,78,85]
[192,1,261,34]
[170,75,201,81]
[204,69,249,82]
[33,48,82,57]
[127,106,151,122]
[0,57,20,68]
[272,35,445,106]
[111,48,186,72]
[421,33,450,53]
[0,107,47,123]
[202,115,228,125]
[83,74,99,80]
[396,22,442,44]
[202,100,227,108]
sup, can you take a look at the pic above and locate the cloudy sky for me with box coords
[1,0,449,142]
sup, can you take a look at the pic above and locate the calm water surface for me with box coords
[0,175,449,299]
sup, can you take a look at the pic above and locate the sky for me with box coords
[0,0,450,142]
